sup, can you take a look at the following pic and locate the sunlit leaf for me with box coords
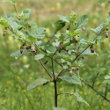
[0,18,9,27]
[21,9,32,20]
[91,23,106,34]
[59,15,70,23]
[76,15,88,29]
[35,54,45,60]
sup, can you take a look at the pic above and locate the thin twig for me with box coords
[13,3,18,14]
[92,72,100,87]
[54,60,63,67]
[57,92,73,96]
[51,57,55,79]
[71,44,91,63]
[56,36,99,80]
[39,60,52,79]
[81,79,110,103]
[104,83,108,97]
[53,48,59,57]
[56,69,65,80]
[56,44,91,80]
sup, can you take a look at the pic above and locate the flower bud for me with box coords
[105,32,109,38]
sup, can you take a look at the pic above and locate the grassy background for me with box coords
[0,0,110,110]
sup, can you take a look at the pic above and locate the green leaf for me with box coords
[82,48,98,56]
[27,78,49,90]
[76,15,88,29]
[35,27,46,39]
[104,73,110,84]
[7,18,21,30]
[35,54,45,60]
[0,18,9,27]
[105,74,110,79]
[60,75,81,85]
[74,93,89,106]
[10,50,22,57]
[2,106,7,110]
[59,15,70,23]
[55,20,65,32]
[21,9,32,20]
[91,22,106,34]
[10,49,31,58]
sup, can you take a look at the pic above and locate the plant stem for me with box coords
[53,80,58,107]
[39,60,52,79]
[13,3,18,14]
[81,78,110,103]
[51,57,58,107]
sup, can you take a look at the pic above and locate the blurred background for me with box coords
[0,0,110,110]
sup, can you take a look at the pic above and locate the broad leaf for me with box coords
[60,75,81,85]
[35,27,46,39]
[10,49,31,58]
[35,54,45,60]
[55,20,65,32]
[74,93,89,106]
[82,48,98,56]
[59,15,70,23]
[22,9,32,20]
[105,73,110,80]
[10,50,22,57]
[91,22,106,34]
[27,78,49,90]
[0,18,9,27]
[76,15,88,29]
[7,17,21,30]
[104,73,110,84]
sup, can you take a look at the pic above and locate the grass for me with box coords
[0,0,110,110]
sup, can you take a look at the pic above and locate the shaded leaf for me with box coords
[60,75,81,85]
[74,93,89,106]
[27,78,49,90]
[55,20,65,32]
[10,50,22,57]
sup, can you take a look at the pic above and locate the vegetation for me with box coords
[0,0,110,110]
